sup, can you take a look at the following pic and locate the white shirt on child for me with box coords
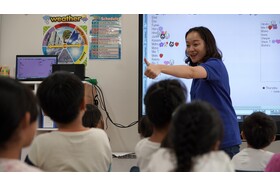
[27,128,112,172]
[0,158,41,172]
[147,148,235,172]
[135,137,161,171]
[231,147,274,171]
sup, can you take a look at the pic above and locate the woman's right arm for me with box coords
[144,58,207,79]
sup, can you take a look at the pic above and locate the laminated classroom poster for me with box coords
[89,14,122,60]
[42,14,89,65]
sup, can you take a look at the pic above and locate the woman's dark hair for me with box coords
[144,79,187,130]
[170,101,223,172]
[185,26,222,66]
[0,76,38,147]
[82,104,102,128]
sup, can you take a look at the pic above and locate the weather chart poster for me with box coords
[89,14,122,60]
[42,15,89,65]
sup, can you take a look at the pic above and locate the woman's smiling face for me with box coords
[186,31,206,63]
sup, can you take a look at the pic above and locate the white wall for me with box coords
[0,14,140,152]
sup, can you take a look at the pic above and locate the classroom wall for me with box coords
[0,14,140,152]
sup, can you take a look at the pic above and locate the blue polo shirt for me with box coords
[190,58,241,148]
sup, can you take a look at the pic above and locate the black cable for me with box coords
[93,84,138,128]
[96,84,138,128]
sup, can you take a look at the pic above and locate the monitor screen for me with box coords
[139,14,280,122]
[16,55,58,81]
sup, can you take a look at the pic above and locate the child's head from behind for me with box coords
[37,71,84,124]
[0,76,39,149]
[242,112,277,149]
[144,79,187,130]
[170,100,223,172]
[82,104,104,129]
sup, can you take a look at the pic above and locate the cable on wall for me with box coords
[85,77,138,129]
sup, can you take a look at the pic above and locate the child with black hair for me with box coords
[82,104,104,129]
[25,71,112,172]
[135,79,187,171]
[138,115,153,138]
[147,101,234,172]
[231,112,276,171]
[0,76,41,171]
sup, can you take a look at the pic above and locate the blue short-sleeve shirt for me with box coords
[190,58,241,148]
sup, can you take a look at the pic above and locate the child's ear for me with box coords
[20,112,31,130]
[19,112,37,147]
[80,97,86,111]
[241,131,246,140]
[213,140,220,151]
[272,135,276,142]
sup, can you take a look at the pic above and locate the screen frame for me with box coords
[138,15,144,122]
[52,64,85,80]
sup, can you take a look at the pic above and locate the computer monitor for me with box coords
[16,55,58,81]
[52,64,85,80]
